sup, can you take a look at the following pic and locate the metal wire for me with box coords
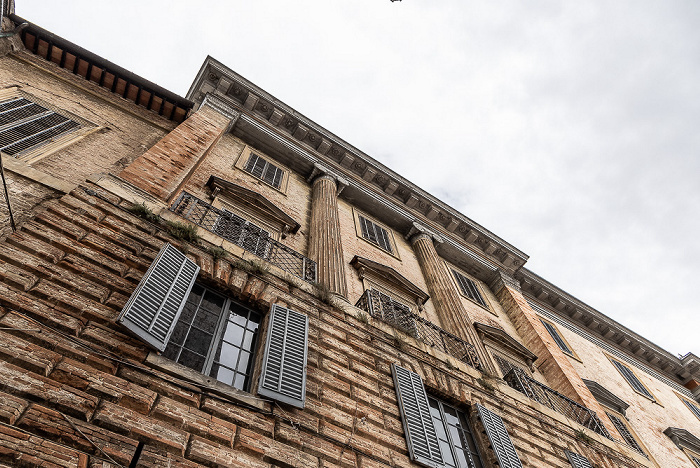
[503,369,612,440]
[356,289,482,370]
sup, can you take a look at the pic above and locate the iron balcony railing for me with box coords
[503,369,612,440]
[355,289,482,371]
[170,192,317,283]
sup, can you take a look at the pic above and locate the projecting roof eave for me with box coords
[186,56,529,276]
[9,14,193,123]
[517,267,698,384]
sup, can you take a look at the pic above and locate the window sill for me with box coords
[146,353,269,411]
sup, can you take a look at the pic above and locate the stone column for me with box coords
[308,171,348,299]
[119,93,238,203]
[409,225,494,373]
[490,271,622,440]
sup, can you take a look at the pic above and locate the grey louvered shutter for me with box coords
[476,404,523,468]
[258,304,309,408]
[118,243,200,351]
[565,451,593,468]
[391,363,445,468]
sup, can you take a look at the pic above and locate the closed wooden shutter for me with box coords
[476,404,523,468]
[118,243,200,351]
[565,450,593,468]
[391,363,445,468]
[258,304,309,408]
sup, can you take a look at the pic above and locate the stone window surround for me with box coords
[233,144,290,194]
[538,315,583,362]
[0,86,99,164]
[607,355,659,403]
[352,207,401,259]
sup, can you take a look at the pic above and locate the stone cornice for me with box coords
[516,267,700,386]
[582,379,629,416]
[664,427,700,455]
[186,56,528,276]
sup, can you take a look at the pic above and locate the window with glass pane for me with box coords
[427,397,484,468]
[493,355,528,378]
[245,153,283,189]
[451,270,488,308]
[358,215,393,253]
[163,284,261,391]
[540,319,573,356]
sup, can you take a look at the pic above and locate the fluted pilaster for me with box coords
[411,232,494,372]
[308,175,348,298]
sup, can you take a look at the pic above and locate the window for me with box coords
[683,398,700,421]
[214,209,271,258]
[565,451,593,468]
[362,288,416,337]
[162,284,261,391]
[0,96,80,157]
[540,318,574,356]
[606,412,646,457]
[691,454,700,468]
[611,359,655,401]
[392,363,522,468]
[451,270,487,308]
[428,397,484,468]
[358,215,394,253]
[244,152,284,189]
[118,243,309,407]
[493,354,528,378]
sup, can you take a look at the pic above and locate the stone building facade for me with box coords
[1,6,700,468]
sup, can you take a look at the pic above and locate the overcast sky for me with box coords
[15,1,699,357]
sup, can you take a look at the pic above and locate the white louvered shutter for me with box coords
[476,404,523,468]
[391,363,445,468]
[258,304,309,408]
[565,451,593,468]
[118,243,200,351]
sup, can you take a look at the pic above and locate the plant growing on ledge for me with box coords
[574,429,594,445]
[232,258,269,277]
[207,246,228,261]
[164,220,200,244]
[127,202,160,224]
[476,369,497,392]
[356,310,370,324]
[315,282,333,305]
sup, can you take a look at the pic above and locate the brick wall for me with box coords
[0,182,650,467]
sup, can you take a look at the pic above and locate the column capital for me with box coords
[489,269,521,294]
[307,163,348,195]
[406,222,444,246]
[201,93,240,132]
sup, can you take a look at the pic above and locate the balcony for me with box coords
[355,289,482,371]
[503,369,612,440]
[170,192,317,283]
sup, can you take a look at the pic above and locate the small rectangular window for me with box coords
[611,359,655,401]
[358,215,393,253]
[451,270,487,308]
[606,412,646,457]
[565,451,593,468]
[0,97,81,156]
[244,153,284,189]
[540,319,574,356]
[691,454,700,468]
[493,355,528,378]
[682,398,700,421]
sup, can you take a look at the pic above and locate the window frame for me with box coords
[0,88,97,163]
[605,410,647,458]
[679,395,700,422]
[234,145,289,193]
[539,316,580,360]
[162,283,262,392]
[427,396,485,468]
[608,357,657,402]
[450,268,489,310]
[352,209,399,258]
